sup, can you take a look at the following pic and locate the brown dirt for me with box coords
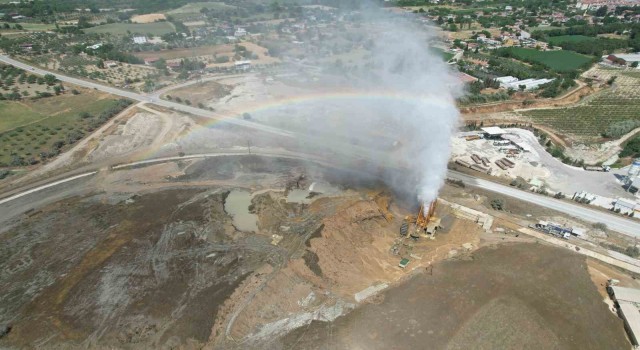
[0,188,267,349]
[460,83,594,116]
[164,80,231,107]
[131,13,166,23]
[275,243,630,350]
[209,193,483,348]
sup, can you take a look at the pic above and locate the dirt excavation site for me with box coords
[0,74,634,349]
[0,154,631,349]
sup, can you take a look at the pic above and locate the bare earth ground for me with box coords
[0,155,635,349]
[131,13,166,23]
[276,243,630,350]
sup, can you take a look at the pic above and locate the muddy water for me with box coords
[286,189,313,204]
[224,190,258,232]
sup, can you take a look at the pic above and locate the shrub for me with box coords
[490,198,505,211]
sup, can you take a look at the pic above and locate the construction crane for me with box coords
[401,200,441,239]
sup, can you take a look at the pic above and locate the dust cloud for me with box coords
[247,4,460,205]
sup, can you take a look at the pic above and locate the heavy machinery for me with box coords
[400,200,441,240]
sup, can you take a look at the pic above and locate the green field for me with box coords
[85,22,176,35]
[0,22,56,31]
[0,92,129,167]
[547,35,594,46]
[167,2,235,14]
[507,48,593,72]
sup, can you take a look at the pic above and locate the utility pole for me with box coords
[247,140,251,154]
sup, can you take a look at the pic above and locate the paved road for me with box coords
[0,55,293,138]
[0,171,96,205]
[448,170,640,237]
[2,150,639,237]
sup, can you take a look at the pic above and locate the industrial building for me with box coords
[608,285,640,345]
[624,159,640,196]
[614,198,639,216]
[481,126,507,139]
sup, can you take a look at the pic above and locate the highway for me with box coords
[448,171,640,236]
[0,55,294,138]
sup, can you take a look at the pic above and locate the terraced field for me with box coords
[522,68,640,140]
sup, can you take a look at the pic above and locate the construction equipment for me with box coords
[403,200,442,240]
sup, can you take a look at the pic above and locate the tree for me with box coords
[96,59,105,69]
[53,85,62,95]
[595,6,608,17]
[519,84,526,92]
[632,61,639,68]
[44,74,57,86]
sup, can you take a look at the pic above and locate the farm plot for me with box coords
[522,69,640,140]
[85,22,175,36]
[0,92,130,167]
[507,48,593,72]
[167,2,235,15]
[547,35,594,46]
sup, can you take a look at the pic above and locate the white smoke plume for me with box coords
[190,4,461,203]
[242,4,461,206]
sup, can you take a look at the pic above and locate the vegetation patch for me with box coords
[620,136,640,158]
[496,48,593,72]
[0,93,131,167]
[547,35,595,45]
[167,2,235,15]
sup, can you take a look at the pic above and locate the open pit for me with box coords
[0,154,632,349]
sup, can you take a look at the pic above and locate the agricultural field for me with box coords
[547,35,594,46]
[507,48,593,72]
[167,2,235,15]
[0,90,131,167]
[84,22,175,36]
[0,22,56,31]
[134,45,228,60]
[522,67,640,140]
[130,13,166,24]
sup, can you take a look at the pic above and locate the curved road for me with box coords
[0,55,293,138]
[2,150,640,237]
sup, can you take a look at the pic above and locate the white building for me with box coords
[86,43,103,50]
[614,198,638,215]
[133,36,147,44]
[234,28,247,38]
[496,76,519,86]
[234,60,252,70]
[496,76,555,91]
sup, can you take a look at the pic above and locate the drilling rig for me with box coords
[401,200,441,240]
